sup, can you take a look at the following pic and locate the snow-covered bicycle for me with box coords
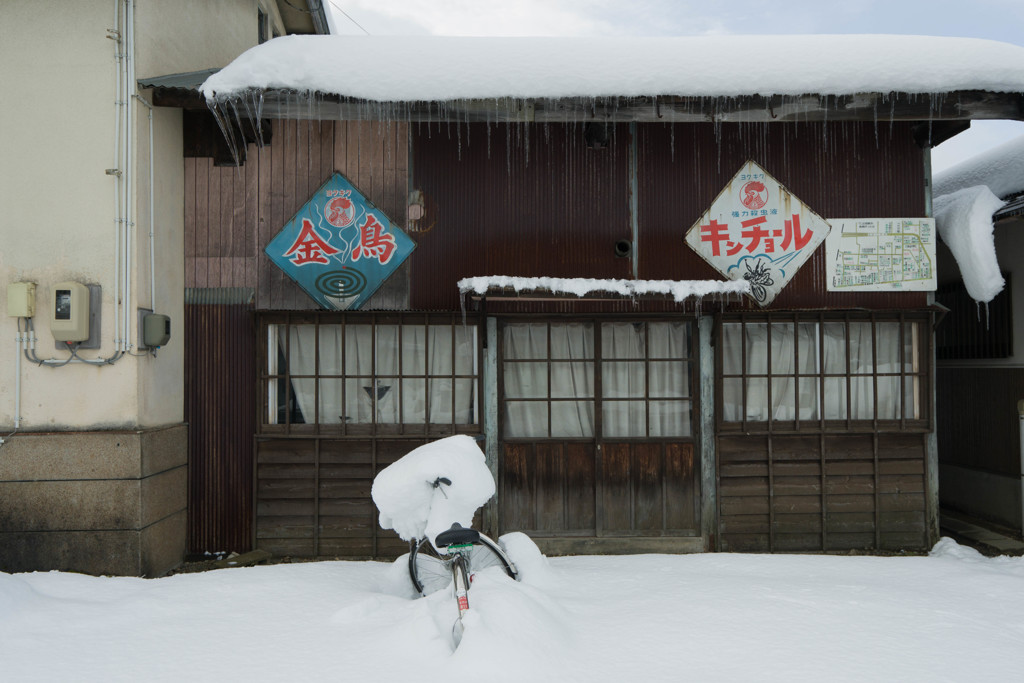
[371,435,520,646]
[408,477,518,643]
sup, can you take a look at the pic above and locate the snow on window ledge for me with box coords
[457,276,750,303]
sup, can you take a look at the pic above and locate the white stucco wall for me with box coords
[0,2,136,428]
[0,0,267,430]
[134,0,282,79]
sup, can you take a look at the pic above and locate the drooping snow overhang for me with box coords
[934,187,1007,303]
[199,35,1024,125]
[932,135,1024,303]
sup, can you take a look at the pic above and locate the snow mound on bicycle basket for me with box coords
[371,435,496,545]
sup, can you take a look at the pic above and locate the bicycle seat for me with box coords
[434,523,481,548]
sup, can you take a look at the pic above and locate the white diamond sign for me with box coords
[684,160,831,306]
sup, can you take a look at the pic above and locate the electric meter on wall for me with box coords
[51,282,90,342]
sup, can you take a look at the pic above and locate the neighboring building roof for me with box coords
[138,69,220,91]
[934,134,1024,199]
[201,34,1024,115]
[996,193,1024,221]
[277,0,330,36]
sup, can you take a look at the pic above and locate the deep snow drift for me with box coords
[3,538,1024,682]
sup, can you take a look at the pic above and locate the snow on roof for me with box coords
[201,35,1024,103]
[933,134,1024,200]
[457,276,750,302]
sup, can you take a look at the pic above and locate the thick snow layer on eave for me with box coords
[934,186,1006,303]
[933,134,1024,199]
[458,276,750,302]
[201,35,1024,102]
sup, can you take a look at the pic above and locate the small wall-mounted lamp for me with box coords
[407,189,435,234]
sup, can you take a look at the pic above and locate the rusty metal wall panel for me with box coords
[637,121,929,310]
[411,123,633,310]
[413,121,929,312]
[185,302,256,555]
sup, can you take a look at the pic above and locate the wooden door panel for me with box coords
[501,441,697,537]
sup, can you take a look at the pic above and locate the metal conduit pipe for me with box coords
[124,0,135,352]
[112,0,123,352]
[133,93,156,312]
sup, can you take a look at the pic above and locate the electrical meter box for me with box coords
[143,313,171,348]
[7,282,36,318]
[51,282,90,342]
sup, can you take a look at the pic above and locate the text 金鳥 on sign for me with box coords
[265,173,415,310]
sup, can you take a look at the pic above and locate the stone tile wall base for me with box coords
[0,425,187,577]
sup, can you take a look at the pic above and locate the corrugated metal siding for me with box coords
[411,123,633,310]
[639,121,929,310]
[185,302,256,555]
[412,121,929,312]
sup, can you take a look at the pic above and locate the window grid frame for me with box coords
[717,311,931,434]
[259,311,482,438]
[500,318,696,441]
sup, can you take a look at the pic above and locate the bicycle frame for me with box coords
[408,477,519,646]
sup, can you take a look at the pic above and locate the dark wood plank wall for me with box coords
[937,367,1024,477]
[718,433,928,552]
[501,441,698,537]
[255,438,413,559]
[185,120,409,309]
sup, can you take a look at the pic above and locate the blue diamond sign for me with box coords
[266,173,415,310]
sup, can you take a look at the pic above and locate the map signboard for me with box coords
[684,160,832,306]
[265,173,415,310]
[825,218,936,292]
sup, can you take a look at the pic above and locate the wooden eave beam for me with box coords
[218,89,1024,123]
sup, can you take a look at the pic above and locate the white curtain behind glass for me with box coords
[503,323,594,438]
[278,324,476,425]
[601,323,689,437]
[722,321,913,422]
[503,322,689,439]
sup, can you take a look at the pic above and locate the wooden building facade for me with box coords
[183,115,937,559]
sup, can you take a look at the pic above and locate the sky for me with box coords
[323,0,1024,174]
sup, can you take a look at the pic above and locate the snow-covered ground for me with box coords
[2,538,1023,682]
[7,439,1020,680]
